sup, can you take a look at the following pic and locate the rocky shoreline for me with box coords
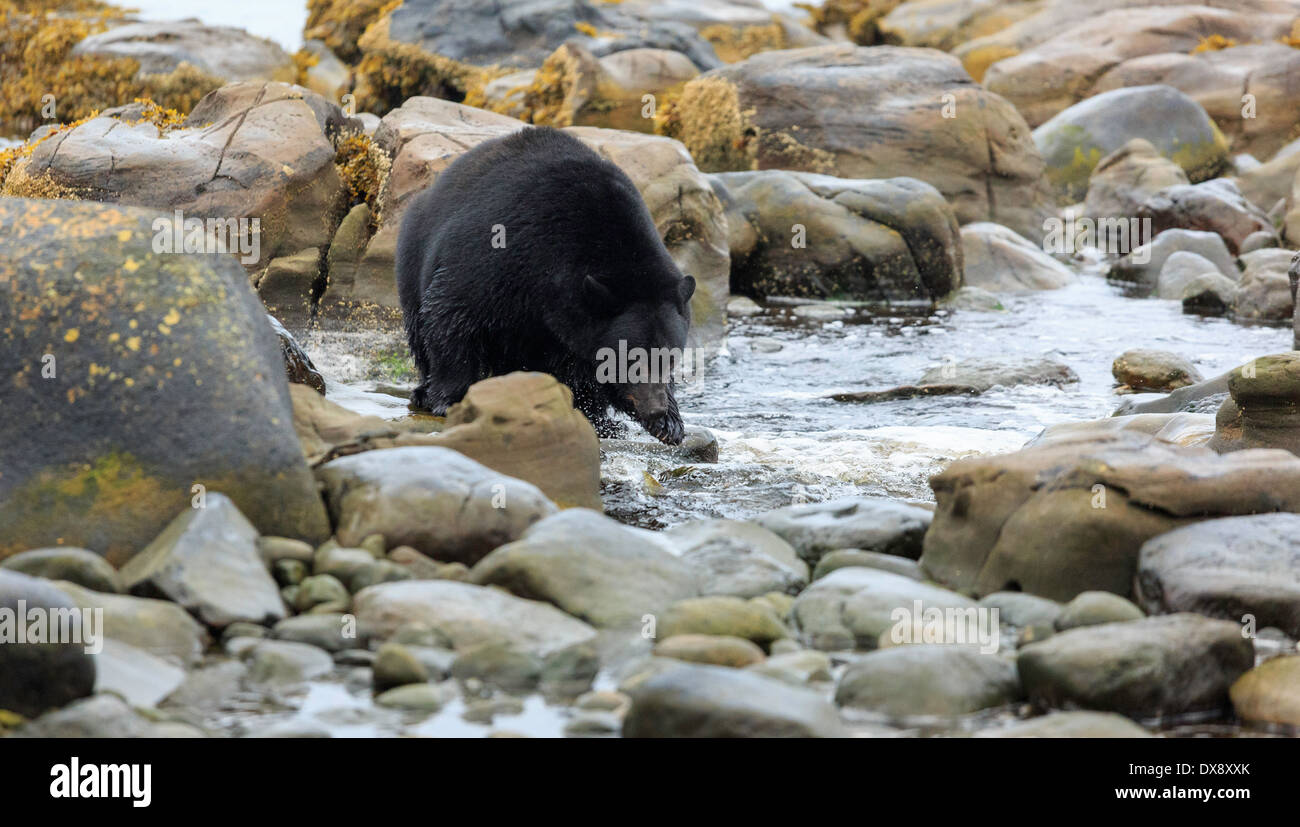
[2,0,1300,738]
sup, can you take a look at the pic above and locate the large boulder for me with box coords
[919,430,1300,601]
[1137,178,1274,256]
[1033,85,1229,204]
[0,570,97,718]
[960,222,1072,292]
[326,97,730,351]
[469,509,699,628]
[1092,43,1300,163]
[17,82,356,276]
[667,44,1054,239]
[315,446,558,566]
[1017,614,1253,719]
[1137,513,1300,637]
[981,4,1299,127]
[712,170,962,301]
[71,21,294,84]
[0,199,330,563]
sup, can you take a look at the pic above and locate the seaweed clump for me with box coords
[0,0,219,138]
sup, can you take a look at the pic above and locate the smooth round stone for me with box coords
[372,642,430,691]
[272,558,307,587]
[564,710,621,737]
[1,547,121,593]
[374,682,453,713]
[813,550,923,581]
[1055,591,1145,630]
[257,536,315,566]
[450,642,542,693]
[654,634,766,668]
[293,574,350,613]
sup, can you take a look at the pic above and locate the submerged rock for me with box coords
[917,356,1078,392]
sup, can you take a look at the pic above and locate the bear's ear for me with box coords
[678,275,696,305]
[583,275,618,311]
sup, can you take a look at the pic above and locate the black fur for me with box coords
[395,127,695,444]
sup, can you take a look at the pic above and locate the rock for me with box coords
[316,446,557,566]
[1091,43,1300,163]
[679,427,720,463]
[657,596,788,647]
[1017,614,1254,719]
[374,682,455,713]
[813,550,923,582]
[878,0,1040,53]
[272,559,307,588]
[1285,164,1300,248]
[337,98,729,351]
[835,646,1022,717]
[1109,228,1239,292]
[72,21,294,82]
[50,582,208,665]
[1240,230,1280,255]
[293,574,351,613]
[20,82,355,274]
[1137,513,1300,638]
[1112,369,1233,417]
[978,592,1063,630]
[917,356,1079,392]
[975,710,1153,738]
[160,660,247,719]
[1181,272,1239,316]
[118,494,286,628]
[654,634,766,668]
[1209,353,1300,456]
[274,613,373,653]
[373,642,430,690]
[664,518,808,598]
[623,661,847,737]
[267,315,326,393]
[1083,139,1189,222]
[1055,591,1145,630]
[450,641,543,693]
[0,570,97,718]
[348,560,412,592]
[1112,349,1203,392]
[299,39,351,101]
[1033,412,1217,450]
[13,694,177,739]
[423,373,601,509]
[243,639,335,686]
[0,548,121,593]
[942,286,1004,312]
[0,198,331,561]
[920,430,1300,601]
[727,296,762,316]
[1294,252,1300,349]
[1138,179,1273,256]
[1231,249,1296,322]
[670,44,1053,239]
[753,497,932,566]
[469,509,697,628]
[92,638,186,709]
[712,170,962,301]
[959,223,1072,293]
[1230,655,1300,728]
[792,567,977,651]
[257,537,316,567]
[746,649,833,687]
[352,580,598,657]
[1033,85,1228,204]
[1155,251,1231,301]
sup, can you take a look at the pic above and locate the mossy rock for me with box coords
[0,198,331,563]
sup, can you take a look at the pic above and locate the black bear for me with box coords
[395,126,696,444]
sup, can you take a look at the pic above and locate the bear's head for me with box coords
[583,273,696,445]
